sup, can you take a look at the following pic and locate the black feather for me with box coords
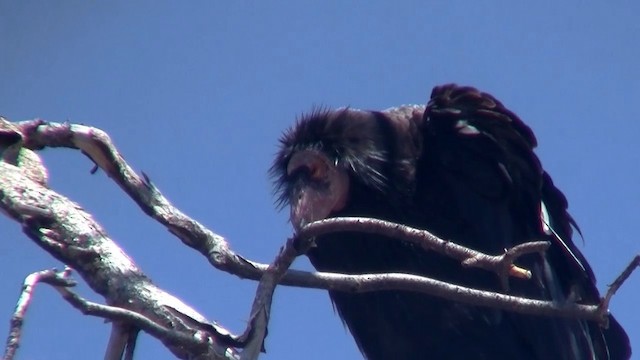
[271,84,631,360]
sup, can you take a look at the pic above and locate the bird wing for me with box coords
[419,84,630,359]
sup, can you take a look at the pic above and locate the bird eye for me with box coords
[308,161,326,181]
[286,150,330,182]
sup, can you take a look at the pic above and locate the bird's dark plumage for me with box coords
[271,84,631,359]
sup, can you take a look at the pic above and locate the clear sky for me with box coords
[1,2,638,359]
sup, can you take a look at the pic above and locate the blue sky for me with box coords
[1,2,638,359]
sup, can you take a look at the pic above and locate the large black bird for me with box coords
[271,84,631,359]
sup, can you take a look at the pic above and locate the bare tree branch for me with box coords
[0,160,237,360]
[2,118,636,359]
[49,275,212,356]
[4,268,74,360]
[229,221,633,352]
[600,255,640,322]
[11,120,549,287]
[298,217,549,283]
[240,234,317,359]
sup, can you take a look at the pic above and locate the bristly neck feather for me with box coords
[271,107,421,212]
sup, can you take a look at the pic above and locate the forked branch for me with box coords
[299,217,549,283]
[1,118,636,360]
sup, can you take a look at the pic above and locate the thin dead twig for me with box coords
[600,255,640,323]
[299,217,549,284]
[240,235,316,359]
[4,268,74,360]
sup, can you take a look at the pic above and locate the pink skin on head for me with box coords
[287,150,349,231]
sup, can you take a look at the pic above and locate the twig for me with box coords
[51,284,211,355]
[104,324,138,360]
[4,268,74,360]
[299,217,549,284]
[240,235,316,359]
[600,255,640,319]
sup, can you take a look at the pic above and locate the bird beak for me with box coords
[289,182,318,232]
